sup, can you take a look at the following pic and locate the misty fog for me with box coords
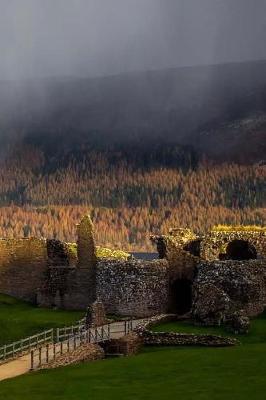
[1,0,266,80]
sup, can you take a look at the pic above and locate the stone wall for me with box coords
[47,239,76,267]
[102,333,143,356]
[200,231,266,261]
[134,315,238,347]
[38,344,104,370]
[0,238,47,302]
[192,260,266,325]
[151,229,200,280]
[85,300,107,327]
[38,266,98,310]
[96,259,169,317]
[138,330,238,347]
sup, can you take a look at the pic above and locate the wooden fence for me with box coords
[31,320,137,370]
[0,318,140,368]
[0,329,53,363]
[56,319,86,342]
[31,324,110,369]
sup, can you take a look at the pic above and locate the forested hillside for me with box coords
[0,60,266,249]
[0,144,264,250]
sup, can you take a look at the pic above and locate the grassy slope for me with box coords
[1,314,266,399]
[0,294,83,346]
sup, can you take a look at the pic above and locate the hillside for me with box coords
[0,60,265,250]
[0,145,264,250]
[0,60,266,163]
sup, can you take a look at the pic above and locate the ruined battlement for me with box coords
[0,218,265,320]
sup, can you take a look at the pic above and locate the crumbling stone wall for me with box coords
[85,300,107,327]
[102,333,143,356]
[192,260,266,325]
[200,231,266,261]
[96,259,169,317]
[151,228,200,281]
[37,217,98,310]
[47,239,76,267]
[0,238,47,302]
[38,266,99,310]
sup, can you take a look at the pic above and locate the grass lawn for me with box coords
[0,294,83,346]
[1,312,266,399]
[152,313,266,344]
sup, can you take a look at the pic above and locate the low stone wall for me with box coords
[134,314,238,347]
[38,344,104,370]
[96,259,169,317]
[192,260,266,325]
[102,333,143,356]
[139,331,238,347]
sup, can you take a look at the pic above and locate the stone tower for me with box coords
[77,214,97,268]
[74,214,97,306]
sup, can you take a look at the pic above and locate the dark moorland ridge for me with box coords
[0,59,266,164]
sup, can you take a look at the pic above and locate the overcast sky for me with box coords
[1,0,266,80]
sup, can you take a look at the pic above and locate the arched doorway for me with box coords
[225,240,257,260]
[169,279,192,315]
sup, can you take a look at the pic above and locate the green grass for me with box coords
[1,307,266,399]
[0,294,83,346]
[152,313,266,344]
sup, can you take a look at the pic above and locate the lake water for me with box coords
[131,252,158,260]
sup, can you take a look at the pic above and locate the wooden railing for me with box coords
[31,320,138,370]
[0,329,53,363]
[30,324,111,369]
[0,318,142,368]
[56,319,86,342]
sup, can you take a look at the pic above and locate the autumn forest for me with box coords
[0,143,264,251]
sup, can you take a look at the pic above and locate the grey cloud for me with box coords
[0,0,266,79]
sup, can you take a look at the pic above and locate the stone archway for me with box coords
[169,279,192,315]
[224,240,257,260]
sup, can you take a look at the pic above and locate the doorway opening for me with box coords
[169,279,192,315]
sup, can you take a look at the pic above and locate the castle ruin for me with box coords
[0,215,265,326]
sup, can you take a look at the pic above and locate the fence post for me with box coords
[46,344,49,364]
[30,350,34,370]
[60,341,63,355]
[124,321,127,335]
[56,328,60,343]
[53,343,56,360]
[38,347,42,368]
[86,329,88,343]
